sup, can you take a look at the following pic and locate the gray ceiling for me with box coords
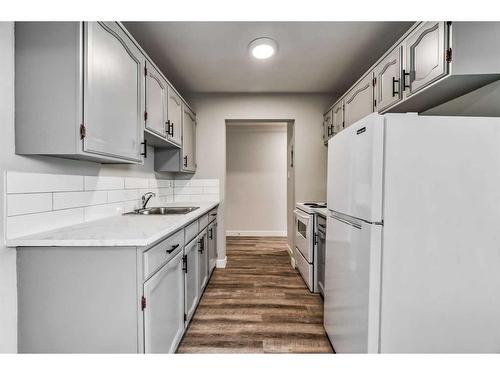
[123,22,413,96]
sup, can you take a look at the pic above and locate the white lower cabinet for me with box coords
[208,220,217,275]
[16,205,219,353]
[143,251,184,353]
[184,236,200,325]
[198,230,209,291]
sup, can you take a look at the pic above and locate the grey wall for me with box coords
[0,22,174,353]
[189,93,332,260]
[225,123,288,235]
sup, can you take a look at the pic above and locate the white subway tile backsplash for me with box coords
[189,179,219,187]
[174,186,203,195]
[158,188,173,197]
[123,200,140,212]
[84,203,124,222]
[7,193,53,216]
[107,189,139,203]
[149,179,173,189]
[202,186,219,194]
[174,179,190,187]
[84,176,124,191]
[174,194,191,202]
[5,172,220,240]
[7,171,84,193]
[7,208,84,239]
[125,177,149,189]
[53,191,108,210]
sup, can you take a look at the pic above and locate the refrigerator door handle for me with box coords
[330,212,362,230]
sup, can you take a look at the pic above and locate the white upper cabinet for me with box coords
[15,21,195,166]
[166,87,183,146]
[145,61,167,138]
[182,105,196,172]
[15,22,145,163]
[374,46,402,113]
[404,21,448,97]
[332,99,344,135]
[323,109,333,142]
[83,22,145,163]
[323,22,500,138]
[344,73,374,128]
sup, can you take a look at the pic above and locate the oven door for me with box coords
[294,209,313,262]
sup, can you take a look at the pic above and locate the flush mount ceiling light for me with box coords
[248,37,278,60]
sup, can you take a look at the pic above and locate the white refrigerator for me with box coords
[324,113,500,353]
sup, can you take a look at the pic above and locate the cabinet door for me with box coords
[344,73,374,128]
[167,87,182,146]
[145,62,167,138]
[331,99,344,135]
[323,110,333,142]
[182,106,196,172]
[83,22,144,162]
[184,237,199,324]
[143,251,184,353]
[374,47,402,112]
[405,21,448,96]
[208,221,217,274]
[198,230,208,291]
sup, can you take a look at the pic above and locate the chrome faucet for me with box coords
[141,192,156,209]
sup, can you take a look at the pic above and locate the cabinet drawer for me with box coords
[185,220,199,243]
[199,214,209,230]
[143,229,184,279]
[208,208,218,223]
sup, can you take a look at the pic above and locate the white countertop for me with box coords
[7,201,219,248]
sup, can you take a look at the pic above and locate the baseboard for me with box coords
[225,230,287,237]
[216,256,227,268]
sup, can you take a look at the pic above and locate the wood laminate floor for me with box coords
[177,236,334,353]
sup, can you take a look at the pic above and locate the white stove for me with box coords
[293,202,326,293]
[296,202,327,214]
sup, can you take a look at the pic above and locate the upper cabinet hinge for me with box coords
[141,296,146,311]
[372,77,377,86]
[446,48,452,63]
[144,112,148,121]
[79,124,86,139]
[144,66,148,76]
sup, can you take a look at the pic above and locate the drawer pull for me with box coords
[198,237,205,253]
[166,244,180,254]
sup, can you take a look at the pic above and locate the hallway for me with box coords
[177,237,333,353]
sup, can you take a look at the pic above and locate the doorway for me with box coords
[224,120,294,240]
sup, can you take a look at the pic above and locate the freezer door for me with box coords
[379,114,500,353]
[327,113,384,223]
[324,211,382,353]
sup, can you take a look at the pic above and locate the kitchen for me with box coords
[1,3,500,373]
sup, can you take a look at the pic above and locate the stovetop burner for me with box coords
[303,202,326,208]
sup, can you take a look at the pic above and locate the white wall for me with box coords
[225,123,287,236]
[0,22,175,353]
[189,93,332,260]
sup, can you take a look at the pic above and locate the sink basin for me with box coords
[125,206,200,215]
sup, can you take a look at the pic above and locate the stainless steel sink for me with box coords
[124,206,200,215]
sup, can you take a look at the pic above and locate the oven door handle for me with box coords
[293,209,310,223]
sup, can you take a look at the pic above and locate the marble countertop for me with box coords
[7,201,219,248]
